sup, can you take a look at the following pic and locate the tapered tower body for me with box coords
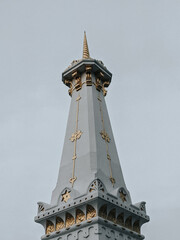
[35,33,149,240]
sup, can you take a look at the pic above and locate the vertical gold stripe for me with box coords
[98,92,115,186]
[70,94,82,187]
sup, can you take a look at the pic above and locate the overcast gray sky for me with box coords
[0,0,180,239]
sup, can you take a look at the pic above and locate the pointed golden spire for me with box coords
[83,31,90,59]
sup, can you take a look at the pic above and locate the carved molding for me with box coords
[44,204,141,235]
[56,225,135,240]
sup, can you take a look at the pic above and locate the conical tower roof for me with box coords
[82,31,90,59]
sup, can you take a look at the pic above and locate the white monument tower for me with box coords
[35,32,149,240]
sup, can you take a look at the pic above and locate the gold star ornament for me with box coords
[61,190,71,203]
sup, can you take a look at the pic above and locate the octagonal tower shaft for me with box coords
[51,65,129,205]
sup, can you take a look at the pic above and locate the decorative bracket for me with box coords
[74,76,82,91]
[95,78,102,91]
[86,66,92,86]
[64,79,73,96]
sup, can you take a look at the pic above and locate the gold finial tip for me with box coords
[83,31,90,59]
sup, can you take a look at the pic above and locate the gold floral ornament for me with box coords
[100,130,110,142]
[87,205,96,220]
[66,213,75,228]
[46,220,55,234]
[70,130,82,142]
[120,190,127,202]
[76,209,86,224]
[62,190,71,203]
[56,217,65,231]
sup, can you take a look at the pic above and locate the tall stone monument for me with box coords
[35,32,149,240]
